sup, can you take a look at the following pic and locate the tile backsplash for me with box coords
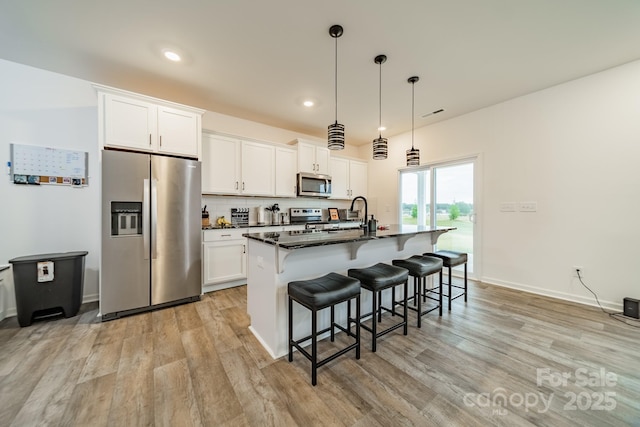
[201,195,355,225]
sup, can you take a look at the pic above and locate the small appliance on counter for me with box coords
[231,208,249,226]
[202,205,210,228]
[256,206,268,225]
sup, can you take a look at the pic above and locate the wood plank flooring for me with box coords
[1,281,639,426]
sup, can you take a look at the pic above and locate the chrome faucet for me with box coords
[349,196,368,229]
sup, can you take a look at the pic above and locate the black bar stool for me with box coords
[423,250,468,310]
[392,255,443,327]
[288,272,361,386]
[347,263,409,352]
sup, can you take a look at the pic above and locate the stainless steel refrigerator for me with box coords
[100,149,201,320]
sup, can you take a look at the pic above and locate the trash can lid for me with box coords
[8,251,89,264]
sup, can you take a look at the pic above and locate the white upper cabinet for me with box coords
[201,134,275,196]
[157,106,199,157]
[96,85,204,158]
[329,157,349,199]
[103,94,157,152]
[275,147,297,197]
[242,140,274,196]
[294,140,330,174]
[330,157,368,200]
[202,134,242,194]
[348,159,368,198]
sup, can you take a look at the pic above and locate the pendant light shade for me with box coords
[406,76,420,166]
[328,25,345,150]
[372,54,388,160]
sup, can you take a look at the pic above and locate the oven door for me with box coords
[297,173,331,197]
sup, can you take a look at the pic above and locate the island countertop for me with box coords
[243,224,455,250]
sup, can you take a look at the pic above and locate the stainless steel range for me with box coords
[290,208,323,224]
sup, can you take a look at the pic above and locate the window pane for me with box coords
[400,172,418,225]
[400,170,430,226]
[434,163,474,272]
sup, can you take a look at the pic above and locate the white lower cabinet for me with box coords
[202,229,247,291]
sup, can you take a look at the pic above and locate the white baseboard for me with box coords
[481,276,623,312]
[203,280,246,294]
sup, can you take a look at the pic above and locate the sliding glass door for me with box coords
[400,157,477,274]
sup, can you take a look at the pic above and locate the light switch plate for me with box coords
[519,201,537,212]
[500,202,517,212]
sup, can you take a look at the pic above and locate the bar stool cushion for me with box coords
[288,272,361,310]
[347,263,408,291]
[392,255,442,277]
[424,250,467,267]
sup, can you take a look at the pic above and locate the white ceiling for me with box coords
[2,0,640,147]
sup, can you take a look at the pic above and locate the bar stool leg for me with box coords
[311,307,317,386]
[330,305,335,342]
[464,262,468,302]
[416,276,422,329]
[403,280,408,335]
[371,289,378,352]
[355,295,361,359]
[288,297,293,362]
[448,265,452,311]
[439,269,443,316]
[391,287,397,315]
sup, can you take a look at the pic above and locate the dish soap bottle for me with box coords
[367,214,377,232]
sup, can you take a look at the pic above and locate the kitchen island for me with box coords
[244,225,454,358]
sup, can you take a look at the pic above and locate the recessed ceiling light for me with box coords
[378,126,386,132]
[163,50,181,62]
[303,100,315,107]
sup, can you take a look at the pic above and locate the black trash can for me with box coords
[8,251,88,327]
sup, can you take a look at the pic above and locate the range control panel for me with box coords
[290,208,322,223]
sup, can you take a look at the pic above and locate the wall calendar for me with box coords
[9,143,88,186]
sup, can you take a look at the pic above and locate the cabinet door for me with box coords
[315,146,330,175]
[329,157,350,199]
[349,160,368,199]
[275,147,297,197]
[157,106,199,157]
[297,142,317,173]
[203,240,247,284]
[241,141,274,196]
[201,134,241,194]
[104,94,156,152]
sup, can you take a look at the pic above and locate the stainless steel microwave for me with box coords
[297,172,332,197]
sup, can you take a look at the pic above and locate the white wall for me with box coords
[0,59,100,317]
[368,59,640,310]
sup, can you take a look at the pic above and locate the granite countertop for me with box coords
[244,225,455,250]
[203,223,301,230]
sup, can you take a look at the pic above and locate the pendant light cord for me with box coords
[334,35,338,123]
[411,80,415,149]
[378,60,382,137]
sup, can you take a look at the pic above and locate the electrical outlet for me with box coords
[572,266,584,278]
[519,201,537,212]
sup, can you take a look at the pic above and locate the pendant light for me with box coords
[328,25,345,150]
[406,76,420,166]
[372,54,388,160]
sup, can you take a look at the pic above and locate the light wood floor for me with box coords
[1,281,639,426]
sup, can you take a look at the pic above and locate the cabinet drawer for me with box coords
[203,229,247,242]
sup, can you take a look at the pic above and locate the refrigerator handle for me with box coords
[151,178,158,259]
[143,178,150,260]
